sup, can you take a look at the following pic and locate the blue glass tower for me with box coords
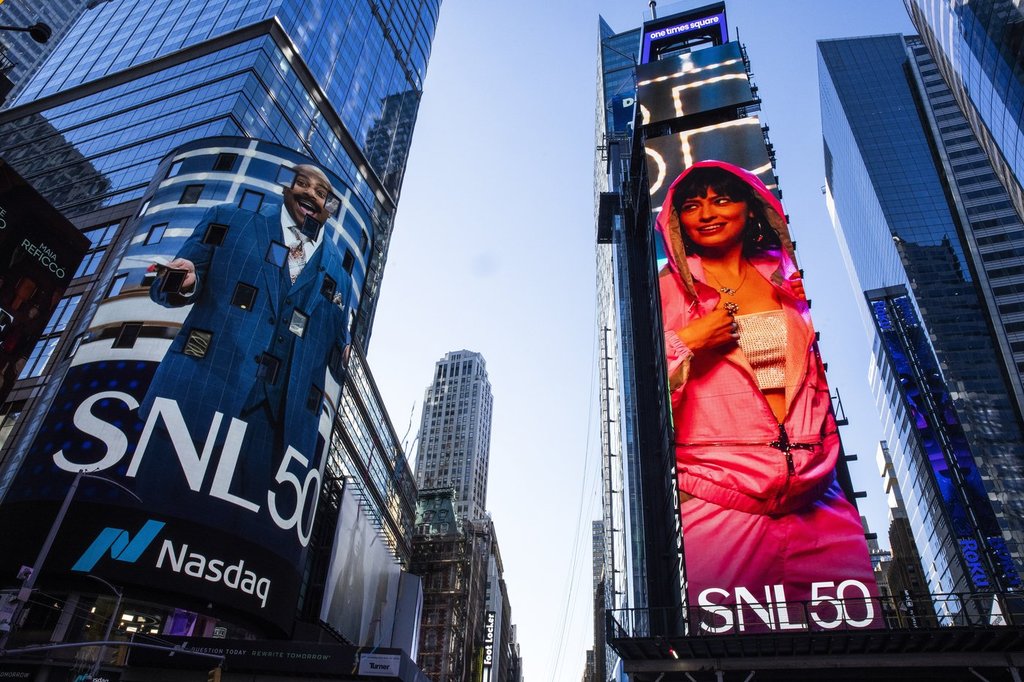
[0,0,438,342]
[905,0,1024,222]
[818,34,1024,612]
[0,0,439,468]
[0,0,441,657]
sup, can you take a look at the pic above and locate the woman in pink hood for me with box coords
[658,160,881,634]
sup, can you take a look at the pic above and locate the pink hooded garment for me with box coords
[657,160,882,634]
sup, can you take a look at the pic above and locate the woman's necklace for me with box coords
[704,262,748,317]
[704,262,749,296]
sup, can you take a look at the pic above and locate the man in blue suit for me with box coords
[139,165,349,520]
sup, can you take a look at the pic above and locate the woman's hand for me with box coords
[789,271,806,300]
[675,304,738,353]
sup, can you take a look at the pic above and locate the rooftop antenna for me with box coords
[649,0,657,19]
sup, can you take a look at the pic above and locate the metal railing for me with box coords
[608,591,1024,640]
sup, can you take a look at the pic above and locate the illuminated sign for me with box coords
[0,137,373,632]
[641,7,728,64]
[636,42,755,126]
[0,159,89,404]
[482,611,495,668]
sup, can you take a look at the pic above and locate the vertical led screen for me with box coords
[636,41,753,128]
[639,37,881,632]
[870,291,1022,593]
[0,137,372,633]
[0,160,89,403]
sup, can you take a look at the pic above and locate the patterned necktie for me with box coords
[287,240,306,284]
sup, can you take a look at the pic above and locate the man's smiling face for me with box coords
[284,166,333,226]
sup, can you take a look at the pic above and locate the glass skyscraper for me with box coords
[0,0,438,341]
[0,0,441,668]
[0,0,439,474]
[904,0,1024,222]
[0,0,90,104]
[818,34,1024,612]
[594,18,644,662]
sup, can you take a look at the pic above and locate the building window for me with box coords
[179,185,204,204]
[74,222,120,278]
[18,337,61,380]
[16,294,82,380]
[107,273,129,298]
[212,153,238,172]
[0,400,25,452]
[238,190,264,212]
[342,250,354,273]
[112,322,143,349]
[144,223,167,245]
[167,160,184,178]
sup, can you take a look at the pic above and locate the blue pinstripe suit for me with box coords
[138,202,348,504]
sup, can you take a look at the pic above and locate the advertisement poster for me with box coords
[652,157,883,634]
[0,137,372,632]
[0,160,89,401]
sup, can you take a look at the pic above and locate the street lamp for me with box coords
[84,575,123,679]
[0,470,140,653]
[0,22,52,44]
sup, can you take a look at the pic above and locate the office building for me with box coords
[414,350,494,521]
[904,0,1024,220]
[589,3,1024,679]
[410,489,492,682]
[818,33,1024,611]
[0,0,90,104]
[0,0,441,679]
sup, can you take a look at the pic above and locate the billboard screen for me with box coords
[320,484,402,645]
[636,41,755,127]
[0,137,373,632]
[641,4,728,64]
[0,160,89,403]
[645,136,882,632]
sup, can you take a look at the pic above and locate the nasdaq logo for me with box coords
[72,520,165,572]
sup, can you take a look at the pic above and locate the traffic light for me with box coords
[207,666,222,682]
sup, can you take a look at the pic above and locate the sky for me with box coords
[367,1,916,680]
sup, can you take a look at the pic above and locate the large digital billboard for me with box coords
[0,160,89,403]
[0,137,373,633]
[640,43,882,627]
[320,484,404,645]
[652,157,882,634]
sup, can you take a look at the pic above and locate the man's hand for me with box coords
[164,258,197,293]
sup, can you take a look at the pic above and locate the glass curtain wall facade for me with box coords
[1,0,439,342]
[0,0,440,648]
[594,19,645,669]
[904,0,1024,222]
[818,35,1024,611]
[0,0,439,479]
[0,0,90,104]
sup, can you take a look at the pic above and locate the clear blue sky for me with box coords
[368,2,915,679]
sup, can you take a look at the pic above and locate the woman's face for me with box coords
[677,187,751,253]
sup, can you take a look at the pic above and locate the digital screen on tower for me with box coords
[641,3,728,64]
[636,41,755,127]
[0,160,89,404]
[0,137,372,632]
[644,125,883,632]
